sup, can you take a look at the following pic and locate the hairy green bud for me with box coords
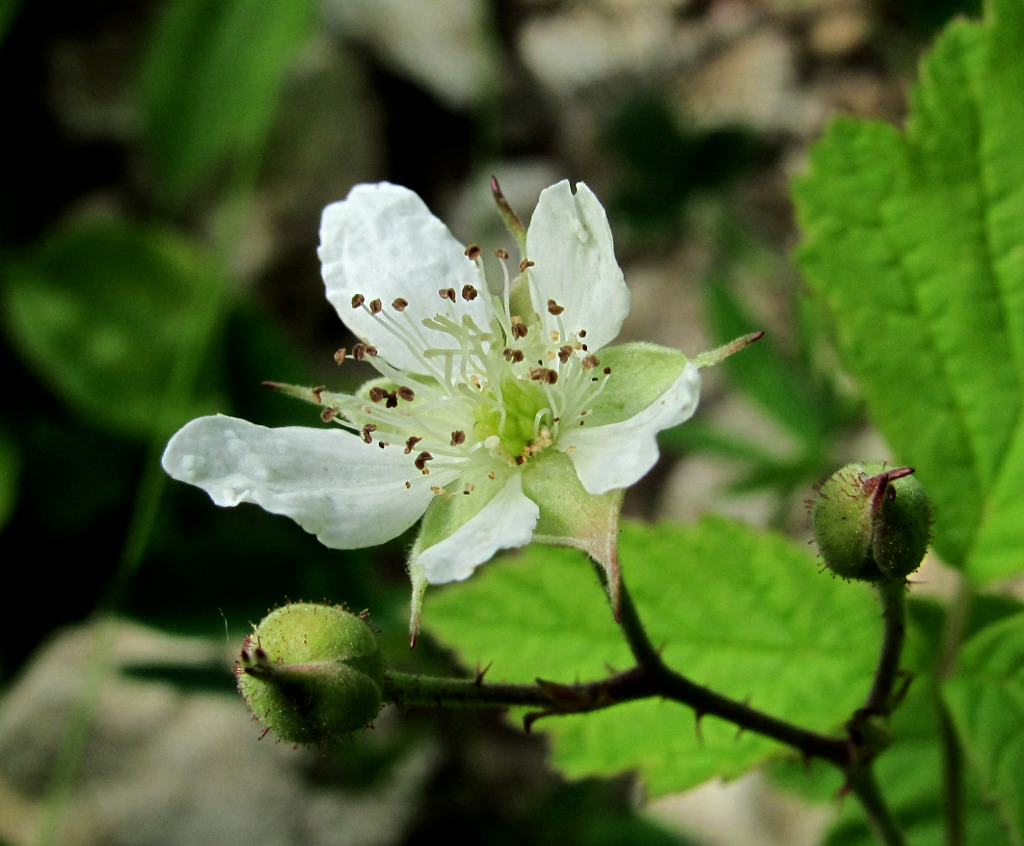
[236,602,384,744]
[811,463,932,582]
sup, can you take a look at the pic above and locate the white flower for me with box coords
[162,180,701,635]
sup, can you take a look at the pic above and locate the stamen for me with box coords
[334,348,347,365]
[530,367,558,385]
[415,451,434,473]
[450,430,466,446]
[351,294,365,308]
[547,299,564,315]
[311,386,326,404]
[405,436,422,454]
[495,248,509,259]
[360,424,377,443]
[369,298,383,314]
[558,345,573,364]
[397,386,415,401]
[321,407,337,422]
[520,259,534,273]
[511,321,528,340]
[369,387,387,403]
[462,284,478,301]
[392,298,409,312]
[439,287,457,302]
[464,244,482,260]
[582,355,599,369]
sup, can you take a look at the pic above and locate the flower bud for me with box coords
[811,463,932,582]
[235,602,384,744]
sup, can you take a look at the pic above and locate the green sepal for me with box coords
[583,342,690,427]
[522,450,625,614]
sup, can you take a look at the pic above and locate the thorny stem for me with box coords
[847,764,910,846]
[863,578,908,716]
[611,565,851,765]
[387,559,913,846]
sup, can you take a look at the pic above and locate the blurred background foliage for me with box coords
[0,1,983,844]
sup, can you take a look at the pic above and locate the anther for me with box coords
[334,348,347,365]
[450,430,466,446]
[519,259,535,273]
[503,348,525,363]
[404,436,422,454]
[558,345,573,364]
[351,294,365,308]
[361,424,377,444]
[414,451,434,473]
[392,298,409,311]
[369,298,383,314]
[582,355,599,370]
[603,366,611,374]
[386,391,398,409]
[439,287,457,302]
[579,330,587,338]
[353,343,368,360]
[397,386,415,401]
[495,248,509,260]
[369,386,387,403]
[511,322,528,340]
[547,299,564,315]
[311,386,326,404]
[462,284,478,301]
[464,244,482,260]
[321,407,337,422]
[530,367,558,384]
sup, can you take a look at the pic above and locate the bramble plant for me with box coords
[163,2,1024,845]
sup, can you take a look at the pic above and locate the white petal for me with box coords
[414,473,540,583]
[560,362,701,495]
[161,414,458,549]
[525,181,630,352]
[319,183,487,374]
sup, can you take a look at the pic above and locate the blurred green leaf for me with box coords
[943,612,1024,845]
[2,221,224,439]
[0,429,18,532]
[0,0,25,48]
[140,0,313,205]
[770,605,1014,845]
[706,278,833,446]
[794,0,1024,580]
[822,682,1013,846]
[424,517,881,796]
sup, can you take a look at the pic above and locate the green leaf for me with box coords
[1,221,224,439]
[423,517,881,796]
[943,612,1024,845]
[793,0,1024,581]
[139,0,312,204]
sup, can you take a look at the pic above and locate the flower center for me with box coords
[323,247,612,479]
